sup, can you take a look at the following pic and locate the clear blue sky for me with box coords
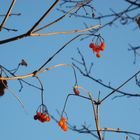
[0,0,140,140]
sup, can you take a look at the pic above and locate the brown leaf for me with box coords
[20,59,28,67]
[0,89,4,96]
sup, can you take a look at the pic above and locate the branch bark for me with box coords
[0,0,16,31]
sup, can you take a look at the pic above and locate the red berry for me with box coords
[73,87,80,95]
[96,53,101,58]
[41,114,47,122]
[36,112,41,117]
[89,43,94,48]
[99,42,105,51]
[45,116,51,122]
[94,47,100,53]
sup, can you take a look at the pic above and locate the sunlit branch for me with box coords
[0,2,96,45]
[0,64,75,81]
[62,85,102,139]
[31,25,100,36]
[0,65,42,91]
[0,0,16,31]
[28,0,60,34]
[87,93,102,140]
[33,3,84,33]
[36,34,82,72]
[0,0,60,44]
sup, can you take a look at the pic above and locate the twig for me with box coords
[0,2,96,45]
[0,63,76,80]
[76,127,140,137]
[2,80,27,113]
[72,50,140,98]
[100,70,140,103]
[28,0,60,34]
[88,93,102,140]
[35,34,82,73]
[0,0,16,31]
[0,13,21,17]
[31,25,100,36]
[32,3,84,33]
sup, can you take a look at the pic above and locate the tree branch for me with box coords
[0,0,16,31]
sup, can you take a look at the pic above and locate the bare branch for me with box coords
[31,25,100,36]
[0,0,16,31]
[100,70,140,103]
[33,3,84,33]
[28,0,60,34]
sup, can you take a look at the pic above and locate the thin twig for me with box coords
[100,70,140,103]
[35,34,82,73]
[0,0,16,31]
[2,80,27,113]
[88,93,102,140]
[33,3,84,33]
[31,25,100,36]
[28,0,60,34]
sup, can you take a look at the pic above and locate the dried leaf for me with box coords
[20,59,28,67]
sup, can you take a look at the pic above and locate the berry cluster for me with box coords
[34,104,50,123]
[34,112,51,123]
[58,117,68,131]
[89,42,105,58]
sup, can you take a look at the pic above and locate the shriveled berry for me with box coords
[0,89,4,96]
[34,115,38,120]
[73,87,80,95]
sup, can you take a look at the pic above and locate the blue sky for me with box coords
[0,0,140,140]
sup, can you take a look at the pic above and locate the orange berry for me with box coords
[41,114,47,121]
[39,114,46,123]
[45,116,51,122]
[94,47,100,53]
[100,42,105,51]
[62,124,68,131]
[92,45,98,52]
[61,117,67,123]
[58,120,64,127]
[38,117,45,123]
[96,53,101,58]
